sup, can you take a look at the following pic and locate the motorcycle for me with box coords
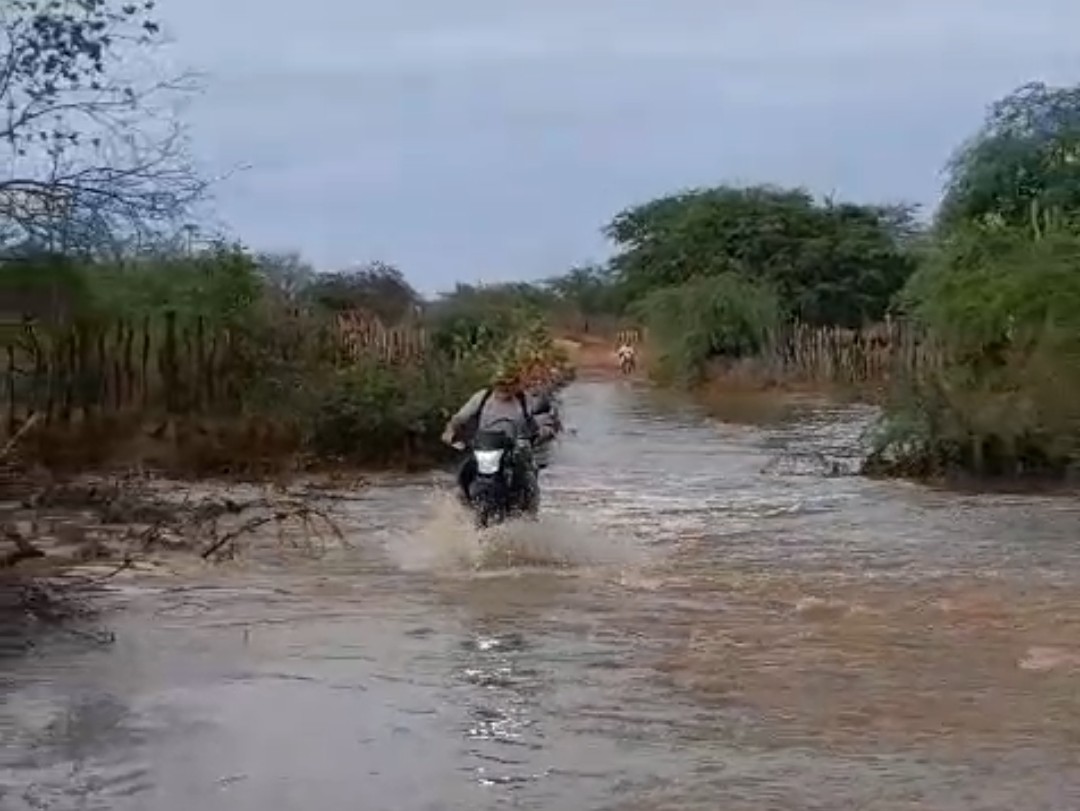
[619,353,636,375]
[454,417,543,529]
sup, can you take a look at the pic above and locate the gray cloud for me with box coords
[160,0,1080,292]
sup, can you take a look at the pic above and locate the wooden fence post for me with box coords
[161,311,179,413]
[140,316,151,411]
[6,344,15,437]
[195,316,206,411]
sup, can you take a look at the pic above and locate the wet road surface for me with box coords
[3,381,1080,810]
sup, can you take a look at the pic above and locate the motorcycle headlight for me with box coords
[474,449,504,475]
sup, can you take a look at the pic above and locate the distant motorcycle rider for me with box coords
[441,366,553,506]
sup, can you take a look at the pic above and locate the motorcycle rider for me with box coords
[525,370,563,470]
[616,342,636,373]
[441,366,551,507]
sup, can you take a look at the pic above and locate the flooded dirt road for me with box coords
[3,381,1080,810]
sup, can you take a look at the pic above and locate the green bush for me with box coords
[306,357,488,464]
[631,273,781,386]
[0,253,95,322]
[866,80,1080,481]
[868,228,1080,478]
[83,245,263,326]
[425,283,546,359]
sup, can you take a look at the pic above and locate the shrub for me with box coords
[868,228,1080,479]
[631,273,781,386]
[306,357,488,464]
[2,248,570,473]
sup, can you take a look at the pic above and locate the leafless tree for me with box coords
[256,251,317,303]
[0,0,210,256]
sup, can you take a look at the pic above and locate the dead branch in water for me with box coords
[0,412,41,462]
[199,497,347,561]
[0,523,45,568]
[2,470,351,574]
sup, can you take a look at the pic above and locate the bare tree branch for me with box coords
[0,0,210,255]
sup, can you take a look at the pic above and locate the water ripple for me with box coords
[3,381,1080,810]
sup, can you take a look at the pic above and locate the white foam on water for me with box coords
[386,490,483,571]
[386,490,648,574]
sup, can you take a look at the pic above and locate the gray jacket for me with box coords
[526,389,561,468]
[527,390,560,430]
[448,389,534,442]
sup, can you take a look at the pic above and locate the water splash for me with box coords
[386,490,647,573]
[386,491,482,571]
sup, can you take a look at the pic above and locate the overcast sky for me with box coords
[160,0,1078,293]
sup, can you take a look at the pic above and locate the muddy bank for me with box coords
[5,413,463,479]
[0,472,360,588]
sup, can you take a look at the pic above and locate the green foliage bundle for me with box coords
[306,356,488,464]
[631,274,781,385]
[424,282,552,361]
[85,246,262,326]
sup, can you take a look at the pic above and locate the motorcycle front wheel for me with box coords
[474,503,506,530]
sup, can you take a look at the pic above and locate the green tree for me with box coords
[938,81,1080,237]
[543,264,622,326]
[604,185,916,327]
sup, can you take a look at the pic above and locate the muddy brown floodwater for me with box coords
[4,380,1080,811]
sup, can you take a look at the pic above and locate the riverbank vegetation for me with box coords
[2,250,578,475]
[450,189,924,390]
[524,81,1080,483]
[3,0,1074,496]
[865,82,1080,481]
[0,0,568,485]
